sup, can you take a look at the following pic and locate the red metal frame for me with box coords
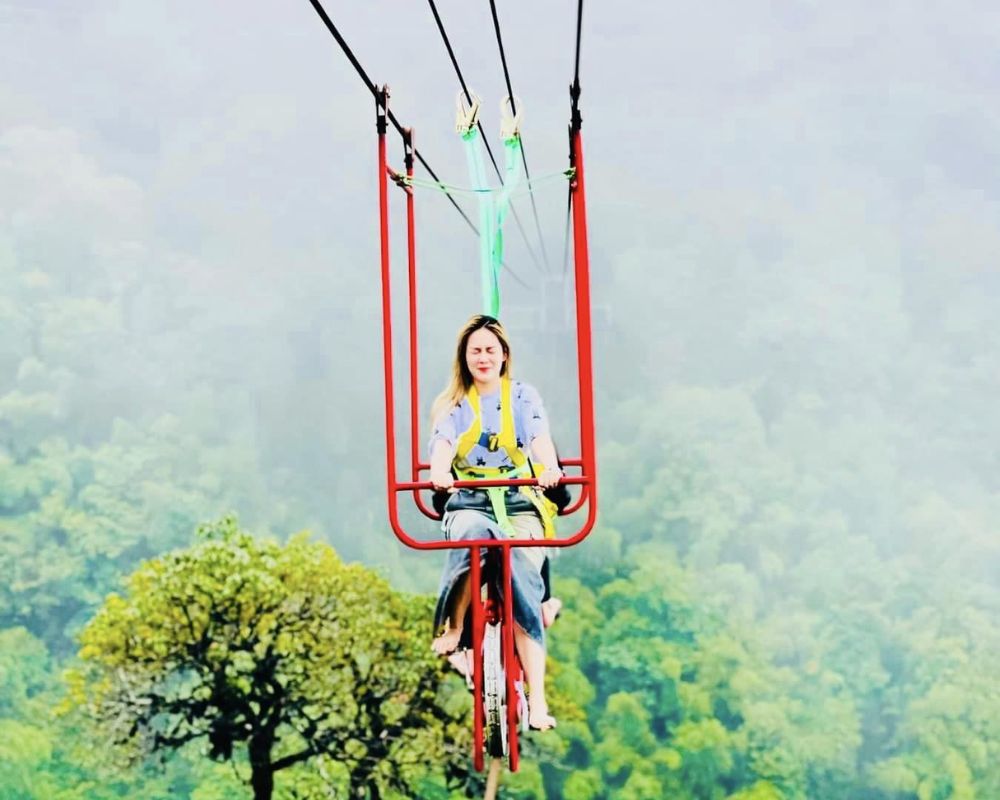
[375,87,596,773]
[469,546,484,768]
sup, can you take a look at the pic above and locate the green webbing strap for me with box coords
[463,128,500,316]
[461,128,525,317]
[455,461,532,538]
[491,136,523,305]
[404,168,572,197]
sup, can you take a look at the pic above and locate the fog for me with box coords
[2,0,998,796]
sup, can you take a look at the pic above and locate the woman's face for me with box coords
[465,327,506,387]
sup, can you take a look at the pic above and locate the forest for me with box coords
[2,154,997,795]
[3,2,999,798]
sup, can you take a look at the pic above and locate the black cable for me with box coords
[574,0,584,89]
[486,0,553,273]
[425,0,500,179]
[303,0,480,241]
[565,0,585,275]
[303,0,531,287]
[487,0,516,115]
[425,0,544,274]
[570,0,584,133]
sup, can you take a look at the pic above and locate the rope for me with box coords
[487,0,553,274]
[565,0,585,274]
[304,0,530,287]
[570,0,584,134]
[303,0,478,238]
[574,0,584,90]
[405,169,574,196]
[424,0,544,274]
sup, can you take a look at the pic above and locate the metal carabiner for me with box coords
[455,90,482,136]
[500,95,523,141]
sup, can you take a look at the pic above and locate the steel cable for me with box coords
[425,0,544,274]
[486,0,553,274]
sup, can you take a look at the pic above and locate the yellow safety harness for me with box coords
[453,377,557,539]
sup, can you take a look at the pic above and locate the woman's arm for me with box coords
[430,438,457,491]
[530,433,563,489]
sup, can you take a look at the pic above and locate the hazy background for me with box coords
[2,1,999,798]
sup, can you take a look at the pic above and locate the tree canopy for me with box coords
[68,517,472,800]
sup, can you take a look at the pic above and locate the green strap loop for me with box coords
[403,168,573,196]
[490,136,523,311]
[455,461,532,538]
[463,128,499,316]
[461,130,523,317]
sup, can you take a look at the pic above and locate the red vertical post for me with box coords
[402,132,437,520]
[404,130,422,486]
[376,88,400,529]
[502,544,520,771]
[469,546,484,771]
[571,127,598,516]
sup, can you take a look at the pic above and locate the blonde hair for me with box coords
[430,315,513,426]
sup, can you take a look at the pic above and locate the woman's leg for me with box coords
[513,624,556,730]
[508,514,555,729]
[432,509,494,654]
[542,597,563,627]
[539,557,562,627]
[432,571,470,654]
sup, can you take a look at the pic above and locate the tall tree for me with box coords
[68,517,471,800]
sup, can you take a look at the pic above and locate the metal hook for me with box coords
[500,95,523,141]
[455,91,482,135]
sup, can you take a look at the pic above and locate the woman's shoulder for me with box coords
[511,380,543,404]
[432,395,471,428]
[449,396,473,416]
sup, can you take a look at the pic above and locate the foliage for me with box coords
[68,517,471,800]
[3,64,1000,799]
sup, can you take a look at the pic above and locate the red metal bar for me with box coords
[501,544,519,771]
[414,492,441,521]
[403,131,440,522]
[405,136,419,483]
[562,485,590,516]
[420,457,580,470]
[408,465,586,519]
[470,546,484,772]
[376,90,402,539]
[373,87,599,785]
[571,128,598,528]
[377,94,597,546]
[398,476,589,491]
[385,492,593,551]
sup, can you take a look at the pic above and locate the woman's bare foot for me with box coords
[431,627,463,655]
[447,649,473,685]
[542,597,563,628]
[527,698,557,731]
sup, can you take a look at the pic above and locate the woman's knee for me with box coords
[446,510,496,541]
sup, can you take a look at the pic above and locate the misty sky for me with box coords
[2,1,998,575]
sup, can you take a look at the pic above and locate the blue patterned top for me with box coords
[429,381,549,470]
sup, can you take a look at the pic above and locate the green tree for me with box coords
[68,517,471,800]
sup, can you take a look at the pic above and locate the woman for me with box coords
[429,314,561,731]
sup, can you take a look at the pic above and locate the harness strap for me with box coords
[454,461,531,537]
[454,378,556,538]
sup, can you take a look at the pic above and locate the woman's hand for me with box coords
[537,467,563,489]
[430,439,458,493]
[431,470,457,492]
[530,435,562,490]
